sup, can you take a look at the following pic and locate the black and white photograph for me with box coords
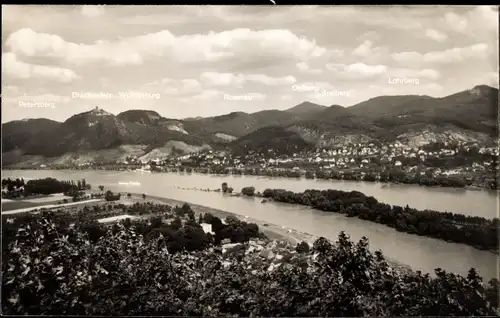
[1,4,499,316]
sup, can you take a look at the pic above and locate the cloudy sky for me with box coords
[2,5,498,122]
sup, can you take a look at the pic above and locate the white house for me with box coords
[201,223,215,235]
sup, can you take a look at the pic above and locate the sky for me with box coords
[1,5,499,122]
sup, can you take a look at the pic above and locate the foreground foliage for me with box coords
[2,213,499,316]
[2,203,261,256]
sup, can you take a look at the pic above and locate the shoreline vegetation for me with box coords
[2,192,499,315]
[129,193,419,274]
[141,184,499,253]
[255,187,498,252]
[3,165,497,191]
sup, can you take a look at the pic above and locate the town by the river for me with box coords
[3,169,499,279]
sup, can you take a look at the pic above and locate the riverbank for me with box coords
[2,199,103,215]
[126,186,499,253]
[128,193,314,246]
[3,165,496,190]
[126,193,414,273]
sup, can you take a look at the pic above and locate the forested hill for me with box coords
[2,85,497,160]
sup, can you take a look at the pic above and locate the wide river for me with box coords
[3,170,499,279]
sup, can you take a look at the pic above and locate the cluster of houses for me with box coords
[34,141,497,181]
[150,142,497,172]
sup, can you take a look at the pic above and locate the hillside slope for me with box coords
[2,85,497,162]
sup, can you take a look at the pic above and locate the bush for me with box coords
[105,190,121,202]
[241,186,256,196]
[295,241,310,253]
[170,217,182,230]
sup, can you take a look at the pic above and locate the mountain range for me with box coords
[2,85,498,166]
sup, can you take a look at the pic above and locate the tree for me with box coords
[150,216,163,229]
[99,185,104,191]
[296,241,310,253]
[241,186,256,196]
[3,215,499,316]
[305,171,315,179]
[181,204,195,221]
[171,216,182,230]
[142,194,146,199]
[127,193,132,198]
[105,190,120,202]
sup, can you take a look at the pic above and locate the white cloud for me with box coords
[472,6,498,30]
[5,28,143,66]
[367,82,443,96]
[350,40,388,63]
[181,79,202,91]
[327,62,388,79]
[352,40,374,57]
[346,63,387,76]
[21,94,71,103]
[444,6,498,34]
[144,78,202,96]
[2,52,79,83]
[444,12,468,32]
[421,83,443,91]
[2,6,497,121]
[296,62,323,74]
[81,5,105,18]
[2,85,20,95]
[296,62,309,71]
[5,28,327,67]
[200,72,245,87]
[191,89,221,100]
[477,72,499,87]
[246,93,267,101]
[198,72,295,87]
[425,29,448,42]
[389,68,441,81]
[246,74,296,86]
[392,43,489,64]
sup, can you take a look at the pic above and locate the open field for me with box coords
[2,193,73,211]
[22,193,70,203]
[1,200,70,212]
[98,214,140,223]
[2,199,103,215]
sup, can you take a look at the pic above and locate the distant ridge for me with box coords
[2,85,498,163]
[284,101,327,114]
